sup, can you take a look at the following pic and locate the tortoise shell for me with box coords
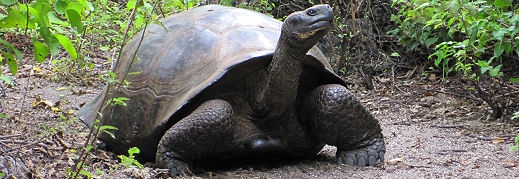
[79,5,346,161]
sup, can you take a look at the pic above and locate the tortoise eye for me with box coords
[307,9,317,16]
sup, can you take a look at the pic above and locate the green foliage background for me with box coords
[389,0,519,83]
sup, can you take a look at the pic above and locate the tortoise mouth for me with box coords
[307,19,332,32]
[309,20,332,29]
[308,14,333,30]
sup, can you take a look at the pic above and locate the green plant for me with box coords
[119,147,144,169]
[92,119,118,139]
[66,161,103,179]
[390,0,518,82]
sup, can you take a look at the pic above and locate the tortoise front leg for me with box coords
[156,99,234,176]
[301,84,385,167]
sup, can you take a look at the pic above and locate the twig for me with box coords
[0,134,21,139]
[0,140,26,143]
[494,91,519,99]
[17,74,31,116]
[430,124,466,128]
[438,149,467,155]
[392,121,413,125]
[468,135,496,141]
[0,138,44,155]
[506,83,519,91]
[57,136,71,149]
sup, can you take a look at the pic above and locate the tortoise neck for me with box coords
[252,40,305,118]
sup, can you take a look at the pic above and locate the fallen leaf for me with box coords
[428,73,437,81]
[491,137,505,144]
[387,157,403,163]
[505,160,518,168]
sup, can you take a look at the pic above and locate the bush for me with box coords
[389,0,519,83]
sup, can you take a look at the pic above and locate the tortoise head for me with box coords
[281,4,333,52]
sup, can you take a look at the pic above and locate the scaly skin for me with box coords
[300,84,385,167]
[156,99,234,176]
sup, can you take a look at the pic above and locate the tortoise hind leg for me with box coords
[156,99,234,176]
[301,84,385,167]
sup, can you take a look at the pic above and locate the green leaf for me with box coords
[489,64,502,77]
[468,29,478,45]
[54,34,77,60]
[128,147,140,155]
[3,53,17,75]
[55,0,68,14]
[480,66,492,74]
[0,9,27,28]
[0,0,17,5]
[107,71,116,78]
[425,37,438,48]
[79,169,92,178]
[33,41,49,62]
[126,0,136,10]
[48,12,68,26]
[494,43,504,57]
[464,4,477,17]
[0,75,14,86]
[67,2,85,15]
[66,9,83,33]
[38,27,61,55]
[494,0,512,8]
[503,42,512,54]
[477,60,489,68]
[99,125,118,131]
[99,125,118,139]
[171,0,185,10]
[77,0,94,11]
[0,39,22,60]
[510,77,519,83]
[32,0,52,27]
[478,59,492,74]
[512,27,519,37]
[112,97,130,106]
[431,50,444,67]
[493,28,507,41]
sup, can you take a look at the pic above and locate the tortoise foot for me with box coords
[156,99,234,176]
[336,135,385,167]
[156,151,192,177]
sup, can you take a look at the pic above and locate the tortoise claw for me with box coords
[156,151,193,177]
[336,136,385,167]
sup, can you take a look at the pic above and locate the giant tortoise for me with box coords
[79,4,385,176]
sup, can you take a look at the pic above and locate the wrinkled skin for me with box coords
[155,5,385,177]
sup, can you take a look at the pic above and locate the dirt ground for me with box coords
[0,54,519,179]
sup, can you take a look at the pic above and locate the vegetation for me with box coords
[389,0,518,155]
[119,147,144,169]
[389,0,518,118]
